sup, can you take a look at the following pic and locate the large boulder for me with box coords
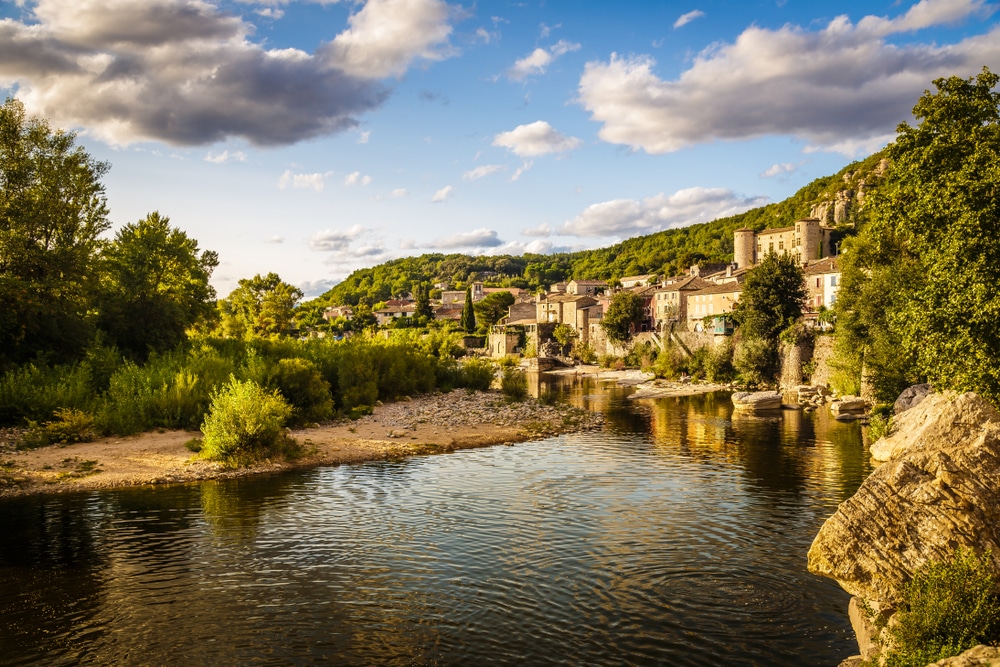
[870,391,1000,462]
[731,390,782,412]
[925,645,1000,666]
[894,383,934,415]
[830,395,868,415]
[808,418,1000,607]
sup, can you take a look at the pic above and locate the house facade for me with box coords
[687,282,743,330]
[733,218,835,269]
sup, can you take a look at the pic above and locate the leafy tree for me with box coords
[854,67,1000,404]
[732,252,807,342]
[461,287,476,333]
[97,212,218,357]
[601,291,644,344]
[219,272,303,338]
[349,303,377,332]
[552,323,576,356]
[474,290,515,329]
[413,282,433,320]
[0,98,110,366]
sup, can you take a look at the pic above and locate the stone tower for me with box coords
[797,218,822,262]
[733,227,756,269]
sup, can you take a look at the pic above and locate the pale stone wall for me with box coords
[809,335,836,387]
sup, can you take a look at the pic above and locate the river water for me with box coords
[0,377,872,666]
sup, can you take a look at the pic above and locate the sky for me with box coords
[1,0,998,298]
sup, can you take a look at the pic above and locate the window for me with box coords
[830,275,838,286]
[815,277,821,288]
[769,242,774,252]
[779,240,784,250]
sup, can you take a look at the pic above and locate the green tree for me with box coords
[461,287,476,333]
[413,282,433,320]
[552,323,576,356]
[0,98,110,366]
[97,212,218,357]
[854,67,1000,404]
[732,252,807,342]
[219,272,303,338]
[601,291,644,344]
[474,290,515,329]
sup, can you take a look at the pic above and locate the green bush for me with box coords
[200,377,294,467]
[272,357,333,426]
[652,344,688,380]
[500,367,528,401]
[704,340,736,383]
[867,405,894,443]
[733,336,777,386]
[879,547,1000,667]
[21,408,97,449]
[459,358,495,391]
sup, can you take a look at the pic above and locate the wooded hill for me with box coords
[310,151,886,310]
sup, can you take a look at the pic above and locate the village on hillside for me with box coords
[321,217,843,360]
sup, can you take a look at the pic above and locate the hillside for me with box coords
[309,150,886,309]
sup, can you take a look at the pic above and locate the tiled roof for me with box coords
[691,282,743,296]
[803,257,840,274]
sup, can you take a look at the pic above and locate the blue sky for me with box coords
[1,0,998,297]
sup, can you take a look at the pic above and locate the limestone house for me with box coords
[566,279,608,296]
[630,284,659,332]
[687,282,743,331]
[322,305,354,321]
[548,281,569,294]
[619,274,657,288]
[733,218,835,269]
[536,293,600,343]
[441,282,485,306]
[374,303,415,326]
[803,257,841,312]
[653,276,712,330]
[432,305,463,322]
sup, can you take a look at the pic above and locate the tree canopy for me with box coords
[461,287,476,334]
[0,98,110,366]
[218,273,303,339]
[837,67,1000,403]
[601,291,644,344]
[97,212,218,357]
[474,291,515,329]
[732,252,807,342]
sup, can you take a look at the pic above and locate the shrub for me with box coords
[500,367,528,401]
[200,377,293,467]
[572,341,597,364]
[704,340,736,383]
[878,547,1000,667]
[459,357,495,392]
[733,336,777,386]
[272,357,333,426]
[21,408,97,449]
[653,344,688,380]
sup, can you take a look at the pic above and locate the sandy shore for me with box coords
[0,391,603,499]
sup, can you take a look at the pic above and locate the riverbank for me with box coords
[0,390,603,499]
[547,366,730,397]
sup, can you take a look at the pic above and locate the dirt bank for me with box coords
[0,391,603,499]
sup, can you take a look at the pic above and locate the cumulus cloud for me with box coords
[506,40,580,80]
[578,0,1000,155]
[278,169,333,191]
[357,130,371,144]
[266,235,284,244]
[489,239,573,256]
[298,278,339,299]
[425,228,503,249]
[309,224,368,251]
[493,121,582,157]
[521,222,551,237]
[462,164,504,180]
[431,185,454,202]
[204,150,247,163]
[761,162,800,178]
[343,171,372,186]
[0,0,457,146]
[673,10,704,29]
[561,187,768,238]
[510,160,533,181]
[324,0,456,79]
[391,187,409,198]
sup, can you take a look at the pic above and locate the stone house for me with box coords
[441,283,485,306]
[687,282,743,331]
[322,305,354,321]
[652,276,711,330]
[803,257,841,312]
[374,303,415,326]
[566,279,608,296]
[536,293,600,343]
[619,274,657,288]
[733,218,835,269]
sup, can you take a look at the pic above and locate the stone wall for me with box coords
[810,335,836,387]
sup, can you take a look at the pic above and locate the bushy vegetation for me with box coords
[200,377,294,467]
[500,367,529,401]
[868,547,1000,667]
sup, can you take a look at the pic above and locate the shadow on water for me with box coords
[0,374,874,666]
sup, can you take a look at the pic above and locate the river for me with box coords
[0,377,871,666]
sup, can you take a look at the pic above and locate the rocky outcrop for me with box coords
[731,390,782,412]
[808,391,1000,609]
[830,395,867,415]
[870,392,1000,462]
[894,383,934,415]
[925,645,1000,666]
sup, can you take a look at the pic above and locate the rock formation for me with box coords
[926,645,1000,666]
[871,391,1000,462]
[894,383,934,415]
[730,390,782,412]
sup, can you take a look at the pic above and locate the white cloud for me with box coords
[309,224,367,251]
[391,187,409,198]
[204,150,247,163]
[578,0,1000,156]
[278,169,333,191]
[493,121,582,157]
[561,187,769,238]
[489,239,573,255]
[426,227,503,248]
[462,164,504,180]
[521,222,551,237]
[0,0,458,146]
[298,278,339,299]
[325,0,457,79]
[761,162,799,178]
[255,7,284,19]
[507,40,580,80]
[510,160,533,181]
[343,171,373,186]
[673,10,705,29]
[357,130,371,144]
[431,185,454,202]
[266,235,284,244]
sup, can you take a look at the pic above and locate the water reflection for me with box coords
[0,379,872,666]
